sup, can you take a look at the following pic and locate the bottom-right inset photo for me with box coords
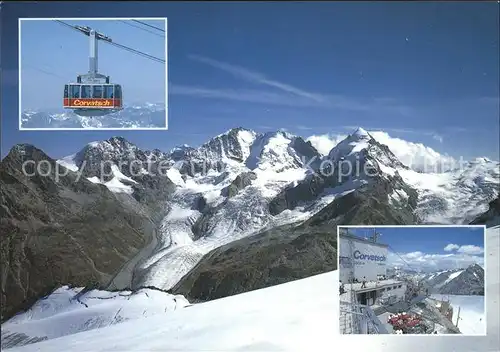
[338,225,486,336]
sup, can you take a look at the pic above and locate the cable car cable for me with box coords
[105,41,165,63]
[131,19,165,33]
[119,20,165,38]
[54,20,83,34]
[54,20,165,64]
[24,64,68,80]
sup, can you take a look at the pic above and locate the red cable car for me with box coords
[63,81,123,116]
[63,26,123,117]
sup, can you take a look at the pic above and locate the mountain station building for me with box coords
[339,229,406,306]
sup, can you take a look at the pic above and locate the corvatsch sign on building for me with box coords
[339,233,388,282]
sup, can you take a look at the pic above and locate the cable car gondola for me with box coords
[63,80,123,117]
[62,26,123,116]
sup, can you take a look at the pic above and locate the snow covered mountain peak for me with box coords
[472,157,493,164]
[326,127,374,161]
[169,128,318,176]
[326,127,407,175]
[196,127,258,164]
[351,127,371,139]
[84,136,138,152]
[244,130,320,174]
[468,263,483,271]
[74,137,141,165]
[424,263,485,296]
[53,127,498,227]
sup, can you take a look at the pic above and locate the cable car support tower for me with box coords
[75,25,113,85]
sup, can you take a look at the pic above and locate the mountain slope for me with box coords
[3,225,499,352]
[1,286,188,350]
[269,128,417,218]
[64,129,327,292]
[438,264,485,295]
[0,145,154,322]
[399,159,500,224]
[423,264,485,296]
[470,195,500,227]
[172,174,418,302]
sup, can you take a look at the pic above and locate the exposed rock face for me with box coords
[221,172,257,198]
[470,196,500,227]
[71,137,170,182]
[129,173,176,217]
[172,221,338,302]
[304,176,419,226]
[268,173,328,216]
[0,145,151,322]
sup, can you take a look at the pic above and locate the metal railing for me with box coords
[340,300,389,334]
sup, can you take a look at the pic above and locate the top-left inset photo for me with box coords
[18,17,168,130]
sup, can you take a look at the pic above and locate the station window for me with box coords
[70,85,80,98]
[81,85,91,98]
[104,85,114,98]
[64,85,69,98]
[92,85,103,99]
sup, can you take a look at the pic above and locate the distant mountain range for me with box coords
[1,127,498,322]
[421,264,485,296]
[21,104,166,129]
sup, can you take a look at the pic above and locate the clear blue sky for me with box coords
[20,18,166,108]
[348,227,484,255]
[2,2,499,160]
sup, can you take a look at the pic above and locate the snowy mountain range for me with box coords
[1,127,498,326]
[422,264,485,295]
[21,104,167,129]
[54,126,498,293]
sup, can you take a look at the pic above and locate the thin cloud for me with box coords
[444,244,460,252]
[341,125,443,141]
[432,134,444,143]
[306,133,347,155]
[306,130,457,171]
[170,85,322,107]
[387,250,484,272]
[188,54,325,102]
[184,55,417,114]
[171,84,414,114]
[295,125,314,131]
[443,243,484,255]
[457,245,484,255]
